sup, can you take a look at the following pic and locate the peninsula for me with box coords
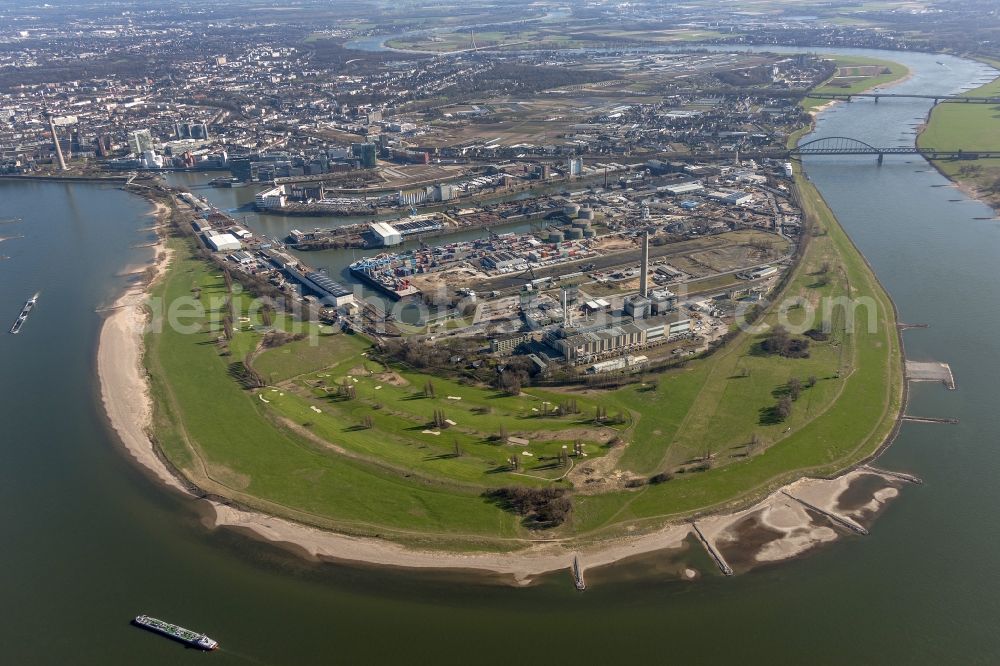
[95,57,910,580]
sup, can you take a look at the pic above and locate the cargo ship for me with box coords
[572,556,586,591]
[9,293,37,334]
[349,253,420,300]
[132,615,218,650]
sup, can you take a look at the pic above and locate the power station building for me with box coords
[549,312,691,363]
[548,230,689,363]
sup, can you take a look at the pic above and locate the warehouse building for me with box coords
[304,271,355,307]
[369,222,403,247]
[204,231,242,252]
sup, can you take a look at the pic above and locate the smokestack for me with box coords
[562,288,570,327]
[47,112,67,171]
[639,231,649,298]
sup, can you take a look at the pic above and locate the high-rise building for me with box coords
[568,157,583,178]
[46,112,67,171]
[639,231,650,298]
[128,129,154,155]
[352,142,377,169]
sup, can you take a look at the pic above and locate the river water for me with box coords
[2,49,999,664]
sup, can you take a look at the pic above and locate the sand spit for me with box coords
[696,469,903,573]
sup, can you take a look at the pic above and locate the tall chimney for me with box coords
[639,231,649,298]
[47,112,67,171]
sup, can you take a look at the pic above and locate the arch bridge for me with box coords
[805,92,1000,105]
[787,136,1000,164]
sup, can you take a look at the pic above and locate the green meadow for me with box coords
[803,56,910,110]
[918,62,1000,205]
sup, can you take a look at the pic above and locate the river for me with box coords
[1,49,999,664]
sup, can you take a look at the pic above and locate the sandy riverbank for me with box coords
[98,203,184,494]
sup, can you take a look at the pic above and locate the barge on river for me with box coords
[9,293,37,334]
[132,615,219,650]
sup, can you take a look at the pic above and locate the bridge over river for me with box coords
[804,92,1000,104]
[671,136,1000,165]
[688,89,1000,105]
[786,136,1000,164]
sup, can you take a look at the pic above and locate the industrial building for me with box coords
[204,231,242,252]
[254,185,287,209]
[548,311,691,362]
[481,252,525,272]
[739,265,778,280]
[586,355,648,374]
[303,271,355,307]
[490,331,532,355]
[369,222,403,247]
[660,181,704,196]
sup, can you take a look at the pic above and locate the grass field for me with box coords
[804,56,910,110]
[917,62,1000,208]
[146,240,530,543]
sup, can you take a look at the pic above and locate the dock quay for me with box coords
[898,322,929,330]
[902,415,959,425]
[905,360,956,389]
[780,491,869,535]
[572,556,586,591]
[691,522,734,576]
[862,465,924,485]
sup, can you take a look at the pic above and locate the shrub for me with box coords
[649,472,674,485]
[483,487,572,528]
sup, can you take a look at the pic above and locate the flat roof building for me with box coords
[305,271,355,307]
[205,233,241,252]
